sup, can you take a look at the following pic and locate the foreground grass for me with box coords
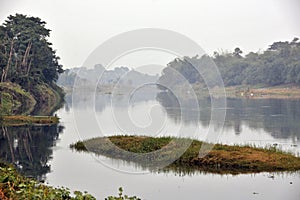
[0,163,95,200]
[71,136,300,174]
[0,115,59,126]
[0,163,141,200]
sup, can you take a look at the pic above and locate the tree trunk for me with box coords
[22,41,32,75]
[26,58,32,76]
[14,55,18,75]
[1,39,14,82]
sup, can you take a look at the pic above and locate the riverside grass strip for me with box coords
[0,115,59,126]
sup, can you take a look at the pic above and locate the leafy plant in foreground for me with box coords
[0,165,96,200]
[105,187,141,200]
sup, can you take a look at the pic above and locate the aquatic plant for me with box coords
[105,187,141,200]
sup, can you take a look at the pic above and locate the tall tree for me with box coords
[0,14,63,87]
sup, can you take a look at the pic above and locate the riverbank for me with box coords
[0,82,64,116]
[224,84,300,99]
[63,83,300,100]
[0,115,59,126]
[0,82,36,115]
[71,136,300,174]
[172,83,300,99]
[202,84,300,99]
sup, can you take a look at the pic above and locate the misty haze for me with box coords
[0,0,300,200]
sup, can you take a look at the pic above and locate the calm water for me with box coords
[1,90,300,199]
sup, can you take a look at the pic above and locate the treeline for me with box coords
[0,14,63,89]
[57,65,159,89]
[159,38,300,87]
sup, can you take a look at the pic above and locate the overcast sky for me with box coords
[1,0,299,70]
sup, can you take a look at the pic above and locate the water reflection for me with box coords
[86,153,300,177]
[0,125,64,181]
[156,92,300,141]
[66,90,300,142]
[46,92,300,200]
[67,86,158,112]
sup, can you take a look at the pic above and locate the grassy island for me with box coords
[0,115,59,126]
[71,136,300,174]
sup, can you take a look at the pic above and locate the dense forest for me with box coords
[159,38,300,87]
[0,14,64,115]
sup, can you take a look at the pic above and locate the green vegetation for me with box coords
[0,82,64,116]
[30,82,64,115]
[0,163,96,200]
[105,187,141,200]
[0,14,63,85]
[158,38,300,92]
[71,136,300,174]
[0,115,59,126]
[0,163,142,200]
[0,82,36,115]
[0,14,64,115]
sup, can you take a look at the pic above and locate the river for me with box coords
[1,89,300,199]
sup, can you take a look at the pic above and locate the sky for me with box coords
[0,0,299,70]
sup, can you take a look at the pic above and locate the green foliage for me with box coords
[105,187,141,200]
[139,137,171,153]
[0,82,36,115]
[0,164,96,200]
[0,81,64,116]
[0,92,14,115]
[0,14,64,115]
[0,14,63,87]
[70,141,87,151]
[30,82,64,115]
[158,38,300,87]
[1,165,141,200]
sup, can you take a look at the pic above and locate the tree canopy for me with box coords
[0,14,63,89]
[158,38,300,87]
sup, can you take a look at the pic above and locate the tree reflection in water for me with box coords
[156,91,300,140]
[0,125,64,181]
